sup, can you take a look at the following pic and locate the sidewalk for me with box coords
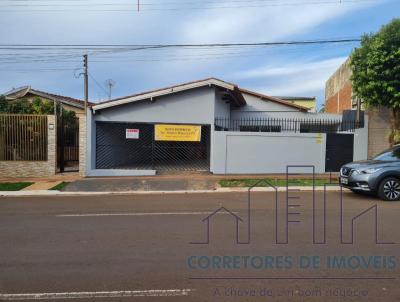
[0,172,82,192]
[64,177,218,192]
[0,172,82,184]
[0,172,343,197]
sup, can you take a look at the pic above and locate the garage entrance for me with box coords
[325,133,354,172]
[96,122,210,171]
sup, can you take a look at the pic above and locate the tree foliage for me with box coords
[350,18,400,110]
[351,18,400,144]
[0,96,56,114]
[0,95,76,121]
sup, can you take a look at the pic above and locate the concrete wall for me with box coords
[212,131,327,174]
[353,116,369,161]
[367,106,392,157]
[0,115,57,178]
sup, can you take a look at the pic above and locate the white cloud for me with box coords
[0,0,386,99]
[237,56,347,80]
[181,2,374,43]
[239,56,348,97]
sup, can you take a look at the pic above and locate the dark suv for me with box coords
[340,145,400,201]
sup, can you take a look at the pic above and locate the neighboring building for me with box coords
[84,77,368,177]
[324,59,392,158]
[1,86,88,174]
[325,58,354,114]
[3,86,86,113]
[274,96,317,112]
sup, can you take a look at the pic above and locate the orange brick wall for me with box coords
[325,82,353,114]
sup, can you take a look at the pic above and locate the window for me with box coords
[373,147,400,161]
[239,125,281,133]
[239,126,259,132]
[260,125,281,132]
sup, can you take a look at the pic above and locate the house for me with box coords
[3,86,86,114]
[1,86,88,175]
[325,58,392,157]
[84,77,368,177]
[273,96,317,112]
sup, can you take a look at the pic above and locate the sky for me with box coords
[0,0,399,110]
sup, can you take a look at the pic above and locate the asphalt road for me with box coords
[0,191,399,301]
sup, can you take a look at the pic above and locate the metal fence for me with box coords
[0,114,48,161]
[96,122,211,171]
[215,117,363,133]
[57,117,79,172]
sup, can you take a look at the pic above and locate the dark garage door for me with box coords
[325,133,354,172]
[96,122,210,171]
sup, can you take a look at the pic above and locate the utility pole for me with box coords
[83,54,88,113]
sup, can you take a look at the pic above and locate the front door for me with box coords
[325,133,354,172]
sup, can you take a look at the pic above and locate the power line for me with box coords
[88,73,109,97]
[0,38,361,50]
[0,0,379,11]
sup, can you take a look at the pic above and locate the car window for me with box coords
[374,147,400,161]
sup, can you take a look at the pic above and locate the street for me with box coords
[0,191,399,301]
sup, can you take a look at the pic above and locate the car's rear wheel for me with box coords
[378,177,400,201]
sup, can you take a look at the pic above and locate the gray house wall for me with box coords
[214,89,231,118]
[86,86,231,176]
[93,86,216,125]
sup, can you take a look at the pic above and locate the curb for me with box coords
[0,186,346,197]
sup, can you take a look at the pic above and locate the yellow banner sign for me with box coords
[155,124,202,142]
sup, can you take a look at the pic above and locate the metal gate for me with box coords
[96,122,210,171]
[325,133,354,172]
[57,117,79,172]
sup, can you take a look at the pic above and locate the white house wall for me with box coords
[212,131,327,174]
[353,115,369,161]
[240,93,300,112]
[230,93,342,120]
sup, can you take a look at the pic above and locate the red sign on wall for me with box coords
[126,129,139,139]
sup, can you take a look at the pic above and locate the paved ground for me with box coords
[22,181,62,191]
[63,173,339,192]
[0,191,398,301]
[0,173,81,183]
[63,177,218,192]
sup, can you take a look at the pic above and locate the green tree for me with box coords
[350,18,400,144]
[0,96,76,120]
[31,96,54,114]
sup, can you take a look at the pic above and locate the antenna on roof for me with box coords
[105,79,116,100]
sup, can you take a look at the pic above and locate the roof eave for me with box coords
[92,78,237,112]
[30,89,84,109]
